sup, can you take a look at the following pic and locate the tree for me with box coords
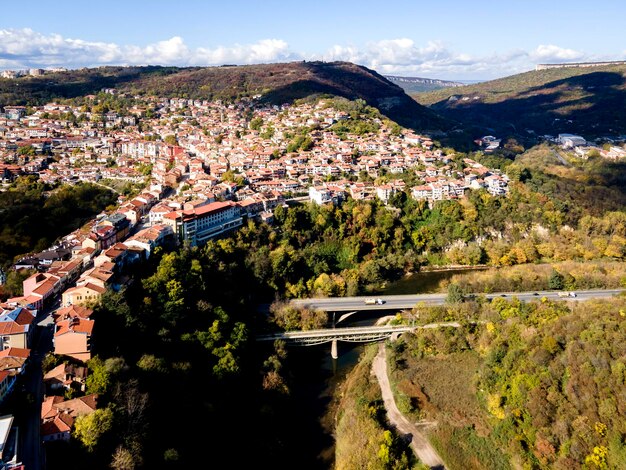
[17,145,36,156]
[249,117,263,131]
[2,268,35,297]
[86,356,111,394]
[73,407,114,451]
[163,135,177,146]
[446,283,465,304]
[110,446,136,470]
[548,269,565,290]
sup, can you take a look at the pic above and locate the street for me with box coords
[290,288,626,312]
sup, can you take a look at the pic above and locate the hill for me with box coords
[413,63,626,137]
[0,61,448,132]
[385,75,465,93]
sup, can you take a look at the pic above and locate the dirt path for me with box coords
[372,343,447,469]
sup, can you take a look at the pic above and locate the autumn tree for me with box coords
[73,407,114,451]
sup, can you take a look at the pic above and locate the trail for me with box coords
[372,343,447,469]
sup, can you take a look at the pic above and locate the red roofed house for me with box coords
[8,272,60,310]
[123,224,175,258]
[61,283,106,308]
[0,347,29,403]
[53,317,94,362]
[0,347,30,376]
[52,305,93,323]
[0,307,37,349]
[43,363,88,393]
[41,394,98,442]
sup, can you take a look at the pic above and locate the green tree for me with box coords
[548,269,565,290]
[447,283,465,303]
[163,135,178,145]
[2,268,35,297]
[86,356,111,395]
[249,117,263,131]
[17,145,36,156]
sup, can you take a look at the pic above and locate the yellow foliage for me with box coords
[486,322,496,334]
[584,445,608,469]
[509,247,527,264]
[487,394,506,420]
[594,422,607,437]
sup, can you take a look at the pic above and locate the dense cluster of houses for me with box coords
[0,211,177,447]
[1,94,510,221]
[0,91,518,454]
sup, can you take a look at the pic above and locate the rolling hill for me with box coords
[0,61,449,132]
[413,63,626,137]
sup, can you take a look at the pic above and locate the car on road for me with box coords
[558,291,577,298]
[364,298,385,305]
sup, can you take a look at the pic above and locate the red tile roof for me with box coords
[0,347,30,358]
[55,318,95,336]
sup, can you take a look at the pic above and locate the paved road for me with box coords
[290,289,625,312]
[372,344,446,469]
[19,312,54,470]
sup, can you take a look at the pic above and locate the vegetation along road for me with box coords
[373,343,446,469]
[290,288,625,312]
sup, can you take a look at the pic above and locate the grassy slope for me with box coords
[0,61,448,132]
[385,294,626,469]
[413,64,626,136]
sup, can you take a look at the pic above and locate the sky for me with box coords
[1,0,625,80]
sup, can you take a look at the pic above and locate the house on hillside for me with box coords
[53,317,94,362]
[41,394,98,442]
[44,363,88,393]
[0,307,37,349]
[0,347,30,376]
[61,283,106,308]
[8,272,61,310]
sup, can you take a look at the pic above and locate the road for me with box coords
[372,344,446,469]
[290,289,625,312]
[18,311,54,470]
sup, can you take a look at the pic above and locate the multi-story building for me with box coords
[164,201,243,247]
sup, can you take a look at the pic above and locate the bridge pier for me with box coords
[331,340,338,359]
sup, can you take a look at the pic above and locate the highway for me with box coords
[289,289,626,312]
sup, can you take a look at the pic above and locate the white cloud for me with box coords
[0,28,292,69]
[530,44,585,62]
[0,28,608,79]
[317,40,598,79]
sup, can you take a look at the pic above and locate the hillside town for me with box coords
[0,91,515,465]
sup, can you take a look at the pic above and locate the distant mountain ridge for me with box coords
[0,61,449,132]
[385,75,465,93]
[413,63,626,137]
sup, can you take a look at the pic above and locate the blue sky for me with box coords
[1,0,625,79]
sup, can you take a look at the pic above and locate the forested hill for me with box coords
[0,61,448,131]
[413,63,626,136]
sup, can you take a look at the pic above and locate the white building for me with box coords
[558,133,586,148]
[309,186,333,205]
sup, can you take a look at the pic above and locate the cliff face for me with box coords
[386,75,465,87]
